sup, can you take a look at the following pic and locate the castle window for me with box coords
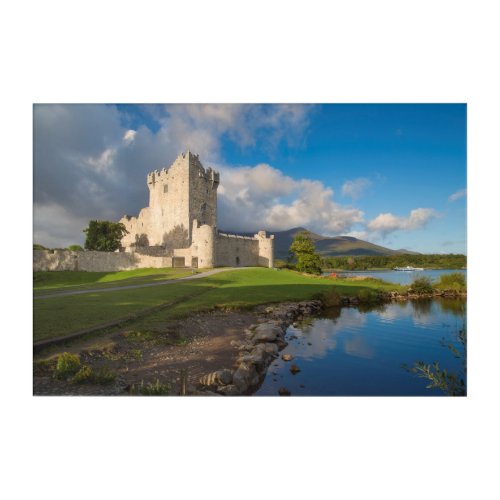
[163,184,168,193]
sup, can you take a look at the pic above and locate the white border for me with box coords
[2,1,498,499]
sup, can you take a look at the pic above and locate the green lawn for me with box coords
[33,268,200,294]
[34,268,402,342]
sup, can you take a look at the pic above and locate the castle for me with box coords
[119,151,274,268]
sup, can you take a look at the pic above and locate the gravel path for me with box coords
[35,267,238,300]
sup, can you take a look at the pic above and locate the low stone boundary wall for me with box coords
[33,250,172,272]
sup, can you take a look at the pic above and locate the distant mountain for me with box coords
[267,227,419,259]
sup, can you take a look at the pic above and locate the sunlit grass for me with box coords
[34,268,402,342]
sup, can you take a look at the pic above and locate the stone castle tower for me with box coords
[120,151,219,250]
[119,151,274,268]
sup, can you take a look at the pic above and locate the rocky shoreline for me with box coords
[195,300,322,395]
[194,290,466,396]
[33,290,466,397]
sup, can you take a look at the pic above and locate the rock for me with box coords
[240,351,266,370]
[199,369,233,387]
[217,384,240,396]
[232,362,260,392]
[275,339,288,350]
[282,353,294,362]
[252,322,283,343]
[278,387,291,396]
[237,342,254,351]
[217,369,233,385]
[262,342,279,357]
[290,364,301,374]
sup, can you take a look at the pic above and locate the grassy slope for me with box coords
[33,268,199,294]
[33,268,402,342]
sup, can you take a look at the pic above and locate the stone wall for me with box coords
[216,233,259,267]
[33,250,172,272]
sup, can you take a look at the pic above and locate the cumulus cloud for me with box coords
[448,188,466,202]
[217,164,364,234]
[33,104,316,247]
[161,103,314,160]
[366,208,438,237]
[341,177,371,200]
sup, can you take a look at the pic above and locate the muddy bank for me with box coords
[33,300,322,396]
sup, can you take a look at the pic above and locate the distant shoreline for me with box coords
[323,267,467,272]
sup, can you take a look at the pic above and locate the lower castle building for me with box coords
[119,151,274,268]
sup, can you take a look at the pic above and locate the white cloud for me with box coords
[33,104,317,247]
[162,103,313,159]
[123,129,136,144]
[448,188,466,202]
[86,147,116,173]
[341,177,371,200]
[366,208,438,236]
[217,164,365,234]
[344,230,369,240]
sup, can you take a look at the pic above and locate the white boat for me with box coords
[394,266,424,271]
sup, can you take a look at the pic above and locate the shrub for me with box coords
[54,352,81,380]
[436,272,466,291]
[409,277,434,294]
[318,289,341,307]
[71,365,116,385]
[93,367,117,384]
[134,379,171,396]
[71,365,93,384]
[67,244,84,252]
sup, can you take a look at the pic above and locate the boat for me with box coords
[394,266,424,271]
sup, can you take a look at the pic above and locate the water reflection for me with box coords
[255,298,466,396]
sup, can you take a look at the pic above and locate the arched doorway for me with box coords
[235,256,240,266]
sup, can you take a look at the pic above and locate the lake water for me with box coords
[326,269,467,286]
[255,298,466,396]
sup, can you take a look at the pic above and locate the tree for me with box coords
[83,220,129,252]
[289,232,322,275]
[67,244,84,251]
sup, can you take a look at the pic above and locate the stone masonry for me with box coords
[119,151,274,268]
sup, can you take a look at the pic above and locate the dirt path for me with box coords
[34,267,238,300]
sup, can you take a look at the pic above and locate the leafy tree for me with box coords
[67,244,84,251]
[83,220,129,252]
[289,232,322,275]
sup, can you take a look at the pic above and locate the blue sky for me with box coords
[34,103,466,253]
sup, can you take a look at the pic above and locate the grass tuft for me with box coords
[131,379,171,395]
[53,352,81,380]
